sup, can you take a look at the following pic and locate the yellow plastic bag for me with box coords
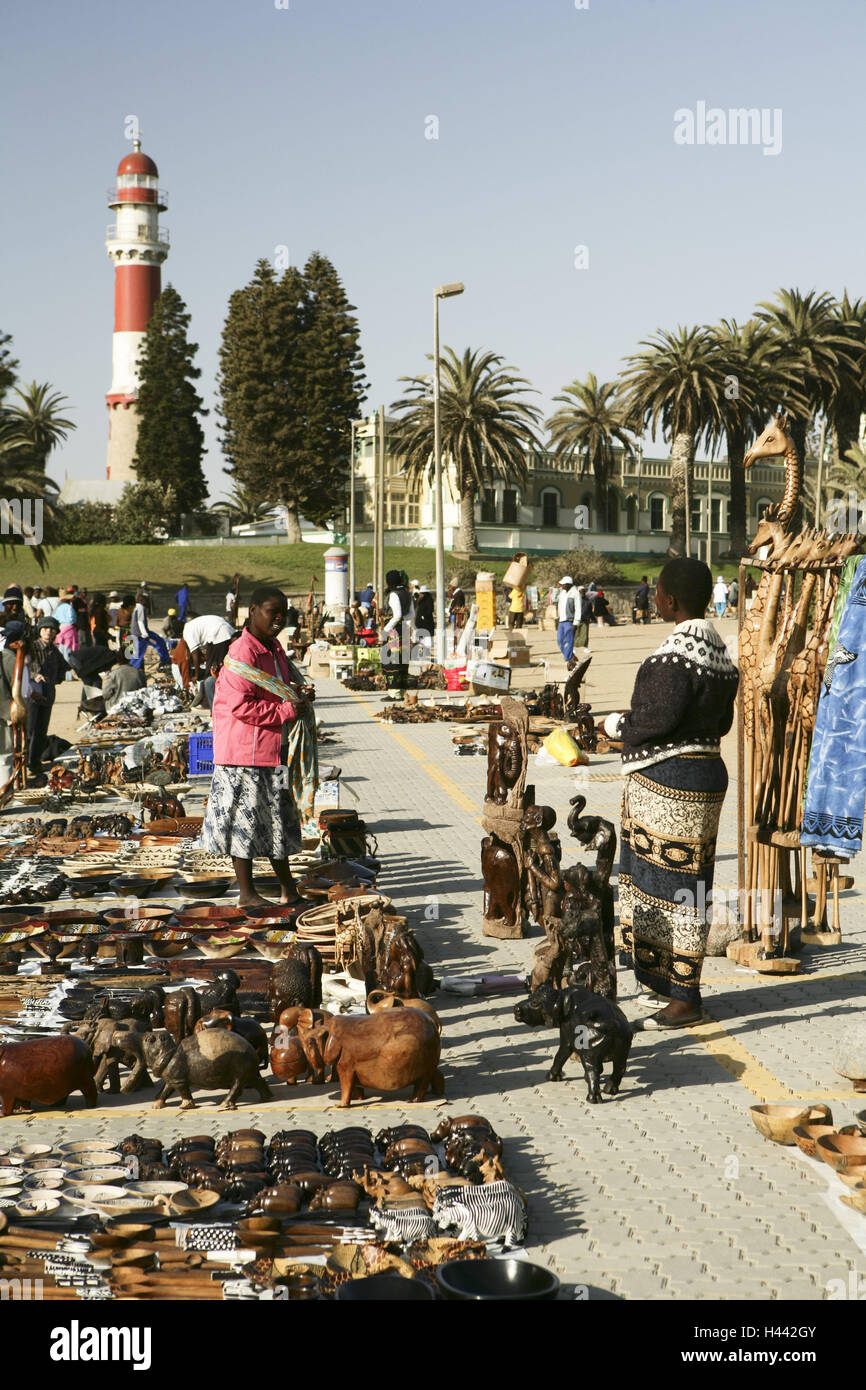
[543,728,588,767]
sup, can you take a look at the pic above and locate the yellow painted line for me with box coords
[425,763,483,817]
[682,1017,797,1101]
[342,684,858,1104]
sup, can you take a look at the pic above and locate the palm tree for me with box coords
[0,417,59,566]
[4,381,75,470]
[708,319,806,557]
[209,480,272,534]
[390,347,542,555]
[618,326,726,556]
[546,373,634,521]
[802,439,865,528]
[829,293,866,465]
[755,289,856,469]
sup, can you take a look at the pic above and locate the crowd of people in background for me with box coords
[0,573,256,789]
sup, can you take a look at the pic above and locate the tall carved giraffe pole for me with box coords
[737,411,863,955]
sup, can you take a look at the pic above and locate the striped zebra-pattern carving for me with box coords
[432,1180,528,1247]
[369,1204,436,1244]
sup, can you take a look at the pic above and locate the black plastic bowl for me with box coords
[336,1275,435,1301]
[436,1258,559,1301]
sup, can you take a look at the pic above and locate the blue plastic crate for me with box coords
[188,732,214,776]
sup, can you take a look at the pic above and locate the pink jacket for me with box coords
[211,627,297,767]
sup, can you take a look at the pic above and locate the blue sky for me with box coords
[2,0,863,495]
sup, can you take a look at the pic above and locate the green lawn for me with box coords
[1,541,755,614]
[1,543,510,613]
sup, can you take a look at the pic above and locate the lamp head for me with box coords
[435,282,465,298]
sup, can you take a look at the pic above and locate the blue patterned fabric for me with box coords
[801,555,866,856]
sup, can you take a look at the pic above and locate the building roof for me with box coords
[117,147,158,177]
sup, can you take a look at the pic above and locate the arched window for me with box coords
[626,494,638,530]
[756,497,773,523]
[648,493,665,531]
[502,488,519,525]
[541,488,560,528]
[605,487,621,533]
[579,492,594,529]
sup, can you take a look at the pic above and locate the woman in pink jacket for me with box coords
[200,586,317,912]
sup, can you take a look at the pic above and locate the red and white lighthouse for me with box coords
[105,140,169,481]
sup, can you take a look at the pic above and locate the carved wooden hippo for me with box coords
[0,1035,97,1116]
[142,1028,272,1111]
[195,1011,269,1068]
[299,1008,444,1107]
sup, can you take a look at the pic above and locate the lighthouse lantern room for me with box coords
[105,140,169,482]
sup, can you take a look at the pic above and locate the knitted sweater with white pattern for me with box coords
[618,619,739,773]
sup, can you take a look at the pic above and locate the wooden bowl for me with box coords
[175,906,247,925]
[793,1123,838,1158]
[749,1103,832,1146]
[816,1133,866,1173]
[90,1223,153,1250]
[59,1140,120,1157]
[167,1188,221,1217]
[143,930,194,959]
[103,905,174,924]
[840,1185,866,1215]
[192,936,248,960]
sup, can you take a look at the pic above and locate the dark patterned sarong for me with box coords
[618,754,728,1007]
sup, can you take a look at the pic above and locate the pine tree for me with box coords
[300,252,368,524]
[0,331,18,406]
[133,285,208,517]
[217,255,367,540]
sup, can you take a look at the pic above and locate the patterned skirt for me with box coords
[200,765,302,860]
[618,754,728,1007]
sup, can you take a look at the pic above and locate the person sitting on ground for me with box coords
[101,649,147,710]
[593,588,616,626]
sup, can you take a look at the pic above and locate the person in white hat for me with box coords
[712,574,729,618]
[556,576,580,660]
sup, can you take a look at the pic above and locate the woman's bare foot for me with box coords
[238,892,275,909]
[279,891,304,907]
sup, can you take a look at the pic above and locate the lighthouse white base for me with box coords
[106,400,139,483]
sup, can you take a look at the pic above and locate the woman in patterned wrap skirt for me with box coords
[200,586,317,912]
[616,559,738,1029]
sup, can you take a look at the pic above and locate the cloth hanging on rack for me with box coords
[801,555,866,855]
[221,653,319,830]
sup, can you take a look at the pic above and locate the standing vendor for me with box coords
[199,587,317,912]
[616,559,738,1028]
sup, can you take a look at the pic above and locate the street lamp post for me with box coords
[433,282,464,665]
[348,419,357,601]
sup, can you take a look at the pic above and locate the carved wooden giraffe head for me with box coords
[743,412,793,468]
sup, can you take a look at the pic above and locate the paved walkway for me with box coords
[14,622,866,1299]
